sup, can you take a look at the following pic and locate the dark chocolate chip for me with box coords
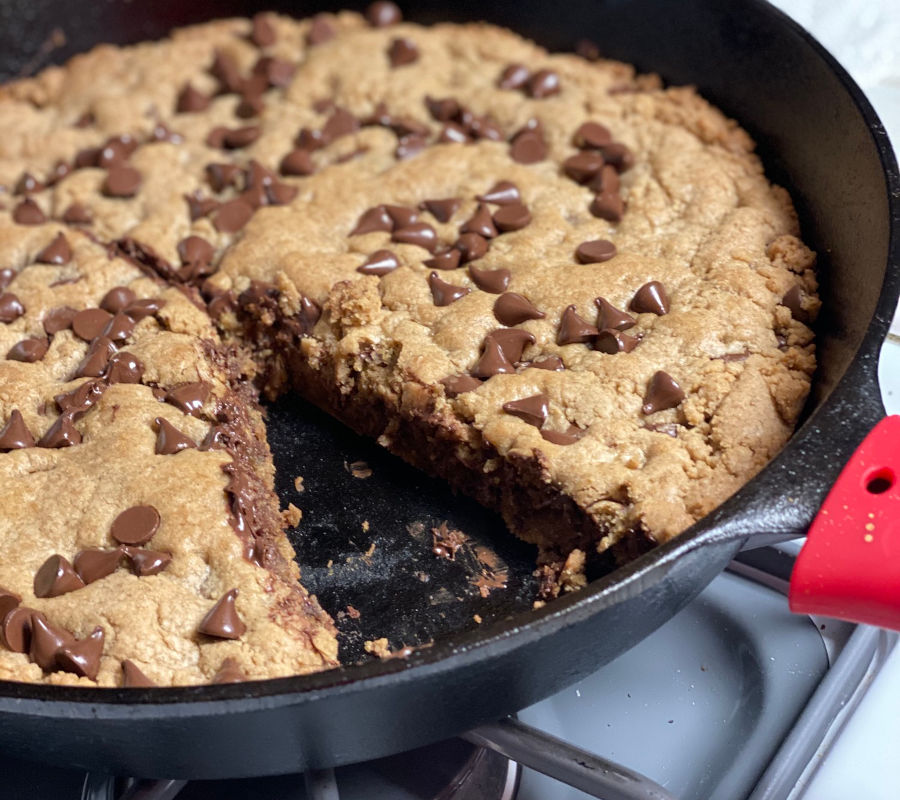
[102,311,135,342]
[224,126,261,149]
[72,308,113,341]
[478,181,521,205]
[110,505,160,546]
[102,166,142,198]
[266,181,297,206]
[384,205,419,229]
[35,233,72,265]
[471,335,516,378]
[34,555,85,598]
[322,108,360,143]
[395,133,428,160]
[212,657,247,684]
[467,115,503,141]
[392,222,438,252]
[165,381,210,416]
[494,293,545,326]
[178,236,215,271]
[107,351,144,384]
[100,287,137,314]
[782,285,811,323]
[307,14,336,45]
[642,370,685,414]
[601,142,635,172]
[74,548,124,584]
[49,160,72,184]
[557,305,598,345]
[527,69,560,98]
[498,63,531,90]
[441,374,481,396]
[468,265,510,293]
[420,197,460,223]
[424,249,462,271]
[366,1,402,27]
[460,204,498,239]
[351,205,393,236]
[0,588,20,624]
[124,297,165,322]
[492,203,532,232]
[177,84,210,113]
[509,129,547,164]
[588,165,620,195]
[530,355,564,371]
[199,589,246,639]
[589,191,624,222]
[56,626,104,680]
[438,123,470,144]
[124,547,172,577]
[213,199,254,233]
[7,337,48,363]
[0,409,34,450]
[186,194,219,221]
[250,13,277,47]
[15,172,44,195]
[1,606,34,652]
[74,147,101,169]
[574,121,613,149]
[13,199,46,225]
[428,271,470,306]
[299,295,322,333]
[253,56,294,88]
[595,297,636,331]
[236,92,265,119]
[453,233,489,263]
[425,95,461,122]
[155,417,196,455]
[280,148,315,176]
[540,426,583,445]
[503,393,549,427]
[206,163,243,193]
[575,239,617,264]
[98,136,137,169]
[0,292,25,323]
[358,249,399,276]
[630,281,669,315]
[122,659,156,687]
[594,328,639,354]
[388,37,419,67]
[30,615,74,671]
[563,151,606,183]
[388,116,430,138]
[0,268,14,291]
[210,50,243,94]
[491,328,535,362]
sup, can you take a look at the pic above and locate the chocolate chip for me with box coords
[498,64,530,90]
[441,374,481,396]
[185,193,218,221]
[503,393,549,427]
[250,12,276,47]
[72,308,113,341]
[267,181,298,206]
[468,115,504,141]
[30,615,74,671]
[494,293,545,326]
[468,265,510,293]
[358,249,400,276]
[56,626,104,680]
[75,338,113,379]
[0,588,20,624]
[98,136,137,169]
[213,199,254,233]
[453,233,489,263]
[210,50,243,94]
[509,129,547,164]
[100,286,137,314]
[491,328,535,362]
[7,337,48,363]
[236,92,265,119]
[575,239,617,264]
[212,657,247,684]
[424,249,462,271]
[102,311,135,342]
[34,233,71,266]
[13,198,46,225]
[124,547,172,577]
[298,295,322,334]
[438,123,470,144]
[253,56,294,88]
[460,204,498,239]
[428,271,470,306]
[478,181,521,206]
[0,409,34,450]
[49,160,72,184]
[322,108,360,144]
[15,172,44,194]
[34,555,85,598]
[541,426,583,445]
[366,1,402,27]
[176,83,211,113]
[55,380,106,417]
[0,292,25,324]
[0,268,14,291]
[384,204,419,229]
[782,285,811,323]
[351,205,393,236]
[590,191,624,222]
[154,417,196,455]
[392,222,438,252]
[107,351,144,384]
[280,148,315,176]
[1,606,34,652]
[630,281,669,315]
[62,202,93,225]
[74,147,101,169]
[395,133,428,160]
[472,335,516,378]
[178,236,215,273]
[199,588,246,639]
[530,355,564,371]
[595,297,636,331]
[420,197,460,223]
[165,381,210,416]
[103,166,142,198]
[388,116,430,138]
[527,69,560,98]
[389,37,419,67]
[122,659,156,687]
[110,505,160,546]
[307,14,336,45]
[563,151,606,184]
[642,371,685,414]
[225,126,261,149]
[125,297,165,322]
[492,203,532,232]
[594,328,639,354]
[574,121,613,149]
[557,305,598,345]
[601,142,635,172]
[425,96,461,122]
[74,548,125,584]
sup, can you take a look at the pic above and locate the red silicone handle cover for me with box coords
[790,415,900,629]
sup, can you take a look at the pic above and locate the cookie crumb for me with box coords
[282,503,303,527]
[347,605,361,619]
[364,637,391,658]
[293,475,304,492]
[473,614,482,623]
[345,460,372,479]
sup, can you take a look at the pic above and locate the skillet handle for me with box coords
[789,415,900,630]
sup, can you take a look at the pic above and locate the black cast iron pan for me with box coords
[0,0,897,780]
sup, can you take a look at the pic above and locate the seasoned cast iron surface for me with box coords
[266,393,540,663]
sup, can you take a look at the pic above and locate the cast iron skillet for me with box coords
[0,0,897,780]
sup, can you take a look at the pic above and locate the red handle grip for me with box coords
[790,415,900,629]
